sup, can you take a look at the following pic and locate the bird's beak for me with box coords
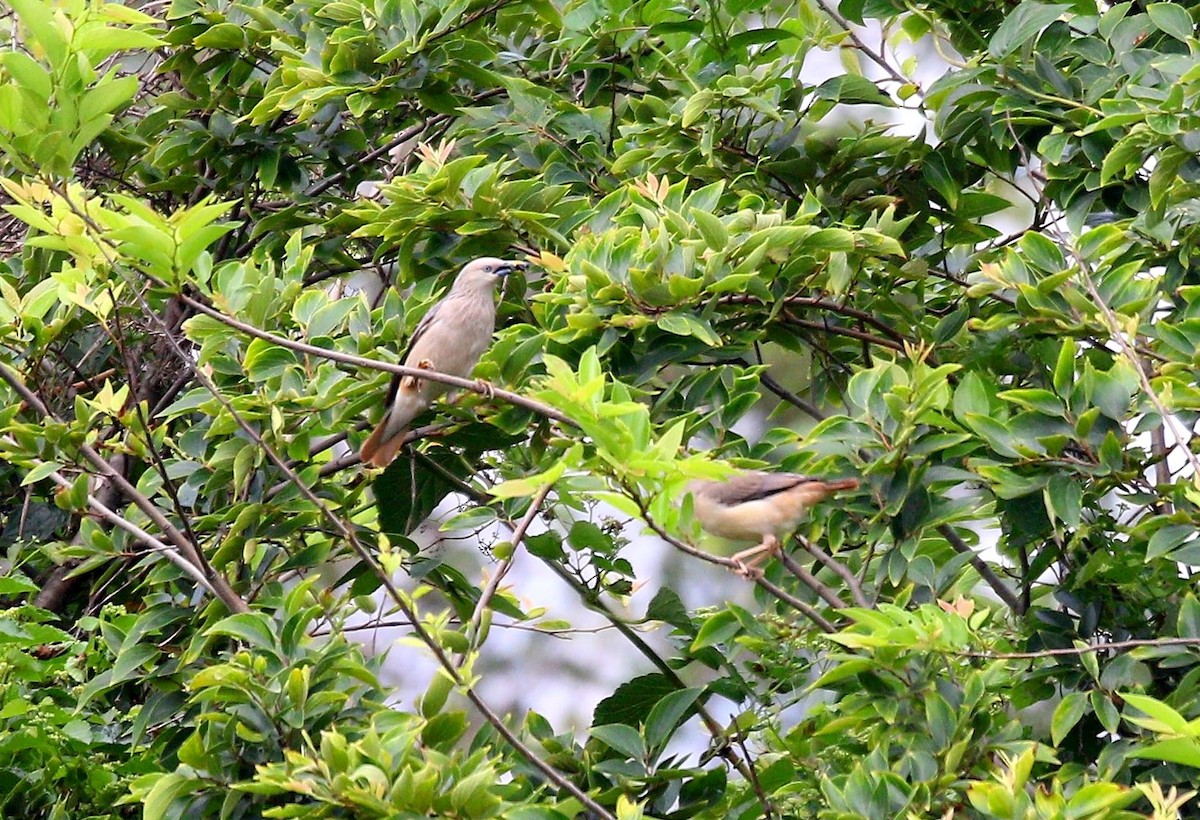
[496,260,528,277]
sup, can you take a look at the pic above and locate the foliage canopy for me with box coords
[3,0,1200,817]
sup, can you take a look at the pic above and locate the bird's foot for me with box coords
[474,378,495,399]
[730,536,779,579]
[733,559,764,580]
[401,358,436,391]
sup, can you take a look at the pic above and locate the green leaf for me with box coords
[952,372,990,420]
[691,609,740,651]
[1053,338,1075,395]
[592,673,678,728]
[1065,782,1137,814]
[989,3,1071,58]
[1120,692,1190,733]
[1179,594,1200,638]
[1019,232,1065,272]
[1147,3,1194,41]
[1051,691,1087,746]
[590,723,646,761]
[690,208,728,250]
[193,22,245,49]
[1127,737,1200,767]
[1,52,52,101]
[997,388,1062,416]
[1146,524,1194,561]
[644,687,702,754]
[21,460,63,486]
[0,574,39,594]
[79,75,139,124]
[656,312,720,346]
[111,642,160,685]
[243,338,298,381]
[1044,474,1082,529]
[681,91,713,128]
[206,612,277,650]
[1091,362,1137,420]
[8,0,68,68]
[644,587,693,632]
[142,773,202,820]
[813,75,892,106]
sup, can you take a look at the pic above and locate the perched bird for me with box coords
[688,471,859,573]
[360,257,524,467]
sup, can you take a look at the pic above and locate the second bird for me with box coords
[688,470,859,571]
[360,257,524,468]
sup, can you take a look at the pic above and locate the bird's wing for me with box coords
[378,294,449,405]
[405,296,445,356]
[699,472,816,505]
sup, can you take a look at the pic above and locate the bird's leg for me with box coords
[731,535,780,579]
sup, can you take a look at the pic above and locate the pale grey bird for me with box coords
[360,257,525,467]
[688,471,859,571]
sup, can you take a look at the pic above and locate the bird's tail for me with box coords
[359,421,408,467]
[822,478,860,492]
[359,388,425,467]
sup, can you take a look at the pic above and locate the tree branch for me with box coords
[938,524,1022,613]
[777,551,847,610]
[177,293,577,428]
[796,536,870,609]
[455,481,554,668]
[0,363,250,614]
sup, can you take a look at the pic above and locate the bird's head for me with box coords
[456,257,528,290]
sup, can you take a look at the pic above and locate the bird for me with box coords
[359,257,525,467]
[687,471,859,574]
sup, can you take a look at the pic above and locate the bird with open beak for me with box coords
[688,471,859,574]
[360,257,525,467]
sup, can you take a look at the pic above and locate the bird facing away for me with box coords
[359,257,525,467]
[687,471,859,573]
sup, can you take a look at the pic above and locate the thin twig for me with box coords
[154,308,616,819]
[757,368,825,422]
[725,294,911,348]
[781,313,904,351]
[637,509,836,633]
[938,524,1022,613]
[957,636,1200,660]
[47,188,609,815]
[810,0,920,98]
[1062,242,1200,480]
[796,536,869,608]
[415,453,774,812]
[0,437,220,598]
[456,482,554,667]
[0,363,250,614]
[776,551,847,610]
[303,115,450,197]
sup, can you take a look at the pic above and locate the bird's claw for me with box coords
[475,378,495,399]
[733,559,764,580]
[402,358,436,391]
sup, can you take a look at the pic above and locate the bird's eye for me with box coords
[485,265,493,272]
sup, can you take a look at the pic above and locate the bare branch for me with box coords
[0,362,250,614]
[178,293,577,428]
[777,551,847,610]
[957,636,1200,660]
[796,536,870,608]
[455,481,554,668]
[938,524,1022,614]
